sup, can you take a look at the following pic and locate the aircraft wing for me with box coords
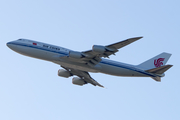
[83,37,142,58]
[59,37,142,87]
[62,66,104,87]
[78,37,142,67]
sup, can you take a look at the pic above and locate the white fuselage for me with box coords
[7,39,158,78]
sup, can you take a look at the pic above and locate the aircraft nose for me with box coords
[6,42,11,48]
[6,42,13,48]
[6,41,17,50]
[7,40,22,53]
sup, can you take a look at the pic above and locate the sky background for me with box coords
[0,0,179,120]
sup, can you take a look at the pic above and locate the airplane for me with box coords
[6,37,173,87]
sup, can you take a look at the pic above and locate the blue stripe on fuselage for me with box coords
[100,60,158,77]
[8,42,68,55]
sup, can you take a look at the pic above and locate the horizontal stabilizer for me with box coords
[146,65,173,74]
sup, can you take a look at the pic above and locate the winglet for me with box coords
[96,83,104,88]
[91,79,104,88]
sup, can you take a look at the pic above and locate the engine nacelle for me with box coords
[92,45,106,53]
[72,77,86,86]
[93,45,117,53]
[58,69,71,78]
[69,51,84,59]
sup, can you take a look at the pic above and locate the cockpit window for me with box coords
[18,39,25,41]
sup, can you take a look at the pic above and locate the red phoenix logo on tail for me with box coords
[154,58,165,67]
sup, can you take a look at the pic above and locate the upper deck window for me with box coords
[18,39,26,41]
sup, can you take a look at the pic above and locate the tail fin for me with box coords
[137,52,172,70]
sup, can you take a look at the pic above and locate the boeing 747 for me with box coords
[7,37,173,87]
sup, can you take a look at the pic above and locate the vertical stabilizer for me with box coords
[137,52,172,70]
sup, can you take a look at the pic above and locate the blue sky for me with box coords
[1,0,179,120]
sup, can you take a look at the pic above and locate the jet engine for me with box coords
[69,51,84,59]
[92,45,106,53]
[93,45,117,53]
[72,77,86,86]
[58,69,71,78]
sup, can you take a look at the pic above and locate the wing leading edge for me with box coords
[83,37,143,59]
[80,37,143,67]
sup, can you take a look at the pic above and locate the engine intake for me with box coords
[92,45,106,53]
[58,69,71,78]
[72,77,86,86]
[69,51,84,59]
[92,45,117,53]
